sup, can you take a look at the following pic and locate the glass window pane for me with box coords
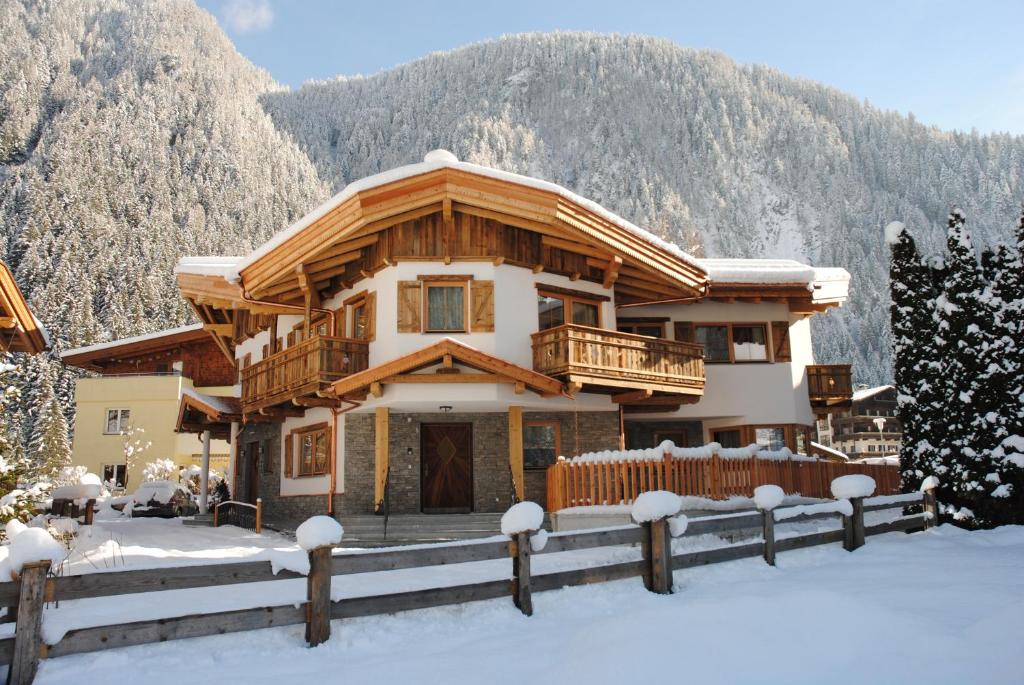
[315,433,329,472]
[524,424,558,468]
[696,326,729,362]
[733,325,767,361]
[637,325,662,337]
[353,304,367,339]
[106,410,118,434]
[428,286,464,331]
[537,295,565,330]
[119,410,130,432]
[713,429,742,448]
[571,301,599,327]
[755,427,785,451]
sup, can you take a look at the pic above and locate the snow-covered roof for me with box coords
[852,385,895,403]
[697,258,851,297]
[179,385,241,417]
[175,149,704,282]
[810,441,849,461]
[61,323,205,359]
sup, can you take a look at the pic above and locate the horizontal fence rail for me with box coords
[545,452,900,511]
[0,487,934,684]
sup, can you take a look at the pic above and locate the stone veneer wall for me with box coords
[244,410,621,520]
[625,420,703,450]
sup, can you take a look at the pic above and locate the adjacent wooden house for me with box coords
[174,150,853,521]
[0,261,48,355]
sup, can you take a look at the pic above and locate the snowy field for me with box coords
[26,521,1024,685]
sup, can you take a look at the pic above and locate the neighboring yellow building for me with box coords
[61,325,237,489]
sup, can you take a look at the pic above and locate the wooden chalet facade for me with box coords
[174,150,852,521]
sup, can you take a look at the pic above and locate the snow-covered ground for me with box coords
[23,520,1024,684]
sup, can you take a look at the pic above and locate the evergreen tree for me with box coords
[27,369,71,481]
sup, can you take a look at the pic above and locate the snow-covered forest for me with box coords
[2,0,1024,460]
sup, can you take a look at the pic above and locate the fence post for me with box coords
[255,498,263,534]
[922,485,938,530]
[305,545,333,647]
[213,503,219,528]
[762,510,776,566]
[84,498,95,525]
[8,561,48,685]
[642,518,673,594]
[843,497,865,552]
[510,532,533,616]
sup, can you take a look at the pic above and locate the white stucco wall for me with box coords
[278,406,345,497]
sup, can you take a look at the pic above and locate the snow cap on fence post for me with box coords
[501,501,544,536]
[920,475,940,492]
[753,484,785,512]
[631,490,682,523]
[830,474,876,500]
[295,515,344,551]
[8,528,66,575]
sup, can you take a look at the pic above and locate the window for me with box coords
[105,409,130,434]
[424,283,466,332]
[693,323,771,363]
[754,427,786,451]
[537,288,604,331]
[343,290,376,340]
[290,425,330,477]
[712,429,742,448]
[695,325,730,362]
[618,319,666,338]
[524,421,561,469]
[103,464,126,488]
[732,324,768,362]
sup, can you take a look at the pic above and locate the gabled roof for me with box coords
[61,324,208,371]
[329,337,564,399]
[175,387,242,440]
[698,258,850,311]
[0,261,48,355]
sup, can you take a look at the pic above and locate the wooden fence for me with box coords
[546,453,900,511]
[0,487,936,685]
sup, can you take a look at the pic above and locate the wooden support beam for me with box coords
[603,255,623,289]
[442,354,453,369]
[541,235,614,261]
[369,381,383,398]
[382,373,515,385]
[532,264,544,274]
[203,323,233,337]
[513,381,525,395]
[569,272,581,282]
[611,389,654,404]
[492,255,506,266]
[566,379,583,395]
[258,407,304,418]
[508,406,524,502]
[374,407,388,513]
[0,316,15,328]
[292,397,338,408]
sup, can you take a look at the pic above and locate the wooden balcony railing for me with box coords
[531,324,705,395]
[240,335,369,412]
[807,364,853,409]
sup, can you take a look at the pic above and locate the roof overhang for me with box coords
[0,261,48,355]
[329,338,564,400]
[175,389,242,440]
[61,324,209,371]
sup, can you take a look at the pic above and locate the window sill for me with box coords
[292,472,329,479]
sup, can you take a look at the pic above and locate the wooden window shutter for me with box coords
[470,280,495,332]
[674,321,695,343]
[367,291,377,340]
[772,321,792,362]
[284,432,293,478]
[397,281,422,332]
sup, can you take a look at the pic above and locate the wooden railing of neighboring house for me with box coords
[545,452,900,511]
[213,498,262,533]
[531,324,705,394]
[807,364,854,409]
[0,486,935,683]
[240,336,369,412]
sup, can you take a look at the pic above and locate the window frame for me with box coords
[617,321,666,338]
[692,322,773,364]
[343,290,375,341]
[288,423,331,478]
[102,464,127,488]
[104,408,131,435]
[536,289,604,330]
[422,280,469,333]
[523,420,562,470]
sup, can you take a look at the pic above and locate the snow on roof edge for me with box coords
[851,385,895,403]
[61,323,205,359]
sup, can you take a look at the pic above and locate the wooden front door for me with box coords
[243,441,260,504]
[421,423,473,513]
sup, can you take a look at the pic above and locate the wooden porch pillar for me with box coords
[508,406,524,502]
[374,407,389,513]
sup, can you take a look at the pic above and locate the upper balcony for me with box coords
[240,336,369,413]
[531,324,705,401]
[807,364,853,411]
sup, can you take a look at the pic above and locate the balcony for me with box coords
[531,324,705,399]
[807,364,853,411]
[240,336,369,413]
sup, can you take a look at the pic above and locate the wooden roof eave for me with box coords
[329,338,564,399]
[175,393,242,436]
[0,263,48,355]
[235,167,709,301]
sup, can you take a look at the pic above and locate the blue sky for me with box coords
[196,0,1024,135]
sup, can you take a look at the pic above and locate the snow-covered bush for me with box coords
[141,459,178,483]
